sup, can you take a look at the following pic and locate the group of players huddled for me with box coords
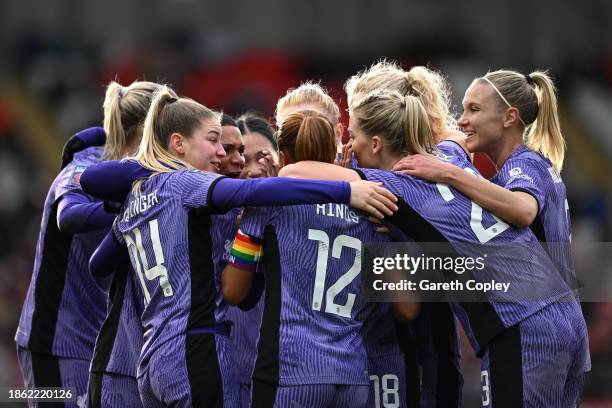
[15,60,590,407]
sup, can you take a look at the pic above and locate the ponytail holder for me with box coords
[118,87,127,98]
[167,96,178,104]
[525,74,535,86]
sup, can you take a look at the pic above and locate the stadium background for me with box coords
[0,0,610,406]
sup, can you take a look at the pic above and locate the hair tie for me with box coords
[118,87,127,98]
[167,96,178,104]
[525,74,535,86]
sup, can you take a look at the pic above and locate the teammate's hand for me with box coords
[258,149,279,178]
[61,127,107,169]
[240,149,279,179]
[349,180,398,219]
[367,216,391,234]
[392,154,452,183]
[336,141,354,168]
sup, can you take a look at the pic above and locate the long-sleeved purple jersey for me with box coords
[357,150,572,355]
[16,147,109,359]
[239,202,391,386]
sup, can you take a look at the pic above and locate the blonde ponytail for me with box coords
[405,66,457,136]
[102,82,126,160]
[103,80,163,160]
[403,95,434,155]
[526,72,565,173]
[344,59,456,139]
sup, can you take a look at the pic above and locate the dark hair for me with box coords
[236,113,277,151]
[221,113,239,129]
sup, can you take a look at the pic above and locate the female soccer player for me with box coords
[87,80,169,408]
[86,86,398,407]
[222,109,419,408]
[344,60,466,407]
[237,113,279,179]
[391,70,590,405]
[14,80,161,406]
[274,81,415,408]
[219,114,245,178]
[281,89,589,408]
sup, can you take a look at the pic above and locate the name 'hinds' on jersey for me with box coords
[113,169,223,376]
[239,202,390,386]
[357,159,572,354]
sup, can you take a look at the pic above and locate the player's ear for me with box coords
[503,107,521,129]
[335,123,344,145]
[169,132,186,155]
[371,135,383,155]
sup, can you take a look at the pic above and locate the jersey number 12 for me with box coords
[308,229,361,318]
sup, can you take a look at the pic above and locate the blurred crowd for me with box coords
[1,0,611,405]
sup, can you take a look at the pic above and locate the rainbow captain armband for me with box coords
[228,230,263,273]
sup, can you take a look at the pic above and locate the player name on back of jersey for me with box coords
[315,203,359,224]
[122,190,160,222]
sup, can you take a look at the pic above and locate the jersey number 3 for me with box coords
[308,229,361,318]
[125,218,173,303]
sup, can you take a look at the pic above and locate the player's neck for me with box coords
[378,151,404,171]
[488,134,523,169]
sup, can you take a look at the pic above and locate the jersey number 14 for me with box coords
[124,218,173,303]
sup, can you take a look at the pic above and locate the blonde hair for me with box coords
[277,110,336,165]
[352,90,434,156]
[480,70,565,172]
[102,80,163,160]
[275,81,341,127]
[134,86,219,178]
[344,59,456,136]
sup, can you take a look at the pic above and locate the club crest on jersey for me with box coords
[71,164,87,186]
[433,150,453,162]
[508,167,534,183]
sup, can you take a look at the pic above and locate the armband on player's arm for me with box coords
[221,230,263,305]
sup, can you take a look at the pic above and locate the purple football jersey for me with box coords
[16,147,109,359]
[436,140,471,166]
[239,203,390,386]
[357,161,572,354]
[492,145,575,288]
[113,169,225,376]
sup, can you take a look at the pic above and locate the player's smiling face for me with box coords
[182,117,226,173]
[458,80,506,155]
[219,125,245,177]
